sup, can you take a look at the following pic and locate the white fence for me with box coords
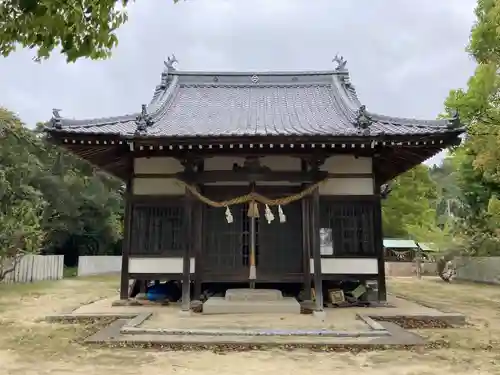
[454,256,500,285]
[1,255,64,283]
[77,255,122,276]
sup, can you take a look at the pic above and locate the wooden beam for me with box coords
[132,171,372,181]
[129,148,375,159]
[179,170,328,183]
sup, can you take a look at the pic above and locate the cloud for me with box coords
[0,0,477,164]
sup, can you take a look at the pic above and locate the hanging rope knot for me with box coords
[175,179,324,223]
[247,200,260,218]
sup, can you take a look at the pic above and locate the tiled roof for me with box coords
[46,63,463,139]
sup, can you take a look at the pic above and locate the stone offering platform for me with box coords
[45,294,466,350]
[203,288,301,315]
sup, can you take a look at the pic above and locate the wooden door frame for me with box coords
[199,185,306,284]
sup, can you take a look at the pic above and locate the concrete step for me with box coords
[225,288,283,301]
[203,297,301,315]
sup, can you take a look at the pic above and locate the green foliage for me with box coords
[468,0,500,63]
[382,164,438,238]
[0,108,123,279]
[0,0,182,62]
[0,112,46,279]
[437,0,500,257]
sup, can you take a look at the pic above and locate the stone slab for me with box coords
[225,288,283,301]
[203,297,300,315]
[122,326,389,337]
[313,310,326,322]
[371,313,466,327]
[357,314,386,331]
[44,312,137,323]
[85,319,426,349]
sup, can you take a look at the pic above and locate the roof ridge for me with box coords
[328,74,358,123]
[179,83,332,88]
[147,75,179,116]
[169,70,341,76]
[148,77,181,128]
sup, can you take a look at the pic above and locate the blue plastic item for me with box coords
[146,283,169,301]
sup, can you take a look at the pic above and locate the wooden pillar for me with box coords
[301,191,312,300]
[120,175,132,300]
[139,280,147,294]
[415,245,422,280]
[193,160,204,300]
[119,150,133,300]
[193,198,203,300]
[310,187,323,311]
[119,193,131,299]
[181,189,193,312]
[300,160,312,300]
[373,163,387,302]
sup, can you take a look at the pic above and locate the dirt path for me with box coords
[0,276,499,375]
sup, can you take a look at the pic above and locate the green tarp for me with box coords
[383,238,417,249]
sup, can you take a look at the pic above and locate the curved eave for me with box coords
[47,128,461,184]
[375,137,462,183]
[46,129,464,145]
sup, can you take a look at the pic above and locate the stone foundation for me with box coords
[202,288,301,315]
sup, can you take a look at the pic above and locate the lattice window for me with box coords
[320,200,376,257]
[129,203,184,256]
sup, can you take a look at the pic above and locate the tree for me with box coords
[421,0,500,280]
[0,108,124,277]
[0,200,46,281]
[440,0,500,258]
[382,164,439,239]
[0,0,181,62]
[0,110,46,281]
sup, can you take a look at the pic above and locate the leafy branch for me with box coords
[0,0,184,62]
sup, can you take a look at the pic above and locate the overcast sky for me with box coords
[0,0,476,165]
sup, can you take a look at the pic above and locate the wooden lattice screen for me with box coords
[129,202,185,257]
[320,199,376,257]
